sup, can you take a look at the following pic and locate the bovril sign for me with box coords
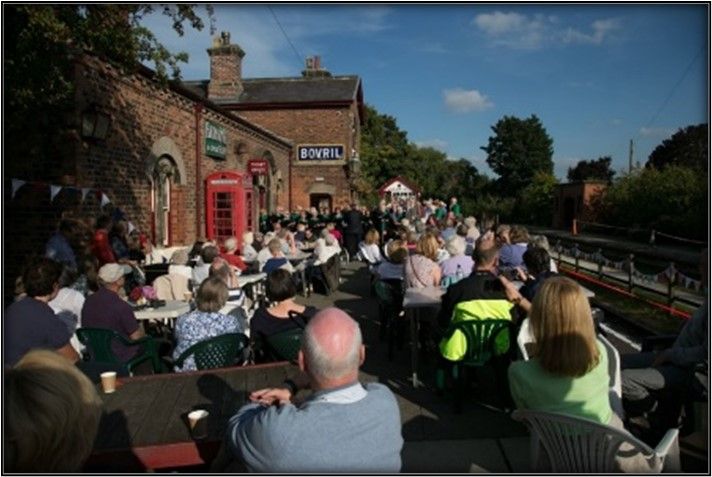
[297,144,344,161]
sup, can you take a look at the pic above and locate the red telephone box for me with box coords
[205,171,254,245]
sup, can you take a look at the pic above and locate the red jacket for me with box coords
[221,252,247,271]
[91,229,116,265]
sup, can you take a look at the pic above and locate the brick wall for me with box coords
[237,103,360,209]
[4,54,290,302]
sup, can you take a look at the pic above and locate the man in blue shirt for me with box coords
[227,308,403,472]
[45,219,78,271]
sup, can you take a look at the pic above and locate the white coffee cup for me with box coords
[100,371,117,393]
[187,409,209,439]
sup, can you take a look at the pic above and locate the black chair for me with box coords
[265,328,303,363]
[373,279,405,360]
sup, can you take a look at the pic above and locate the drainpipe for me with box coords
[288,149,293,211]
[194,104,203,238]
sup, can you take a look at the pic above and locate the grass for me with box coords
[560,264,690,336]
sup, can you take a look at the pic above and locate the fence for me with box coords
[575,220,706,247]
[553,240,703,310]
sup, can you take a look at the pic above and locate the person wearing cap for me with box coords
[5,257,80,367]
[81,263,144,362]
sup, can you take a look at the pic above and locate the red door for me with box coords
[205,171,253,244]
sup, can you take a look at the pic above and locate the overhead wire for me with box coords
[637,45,705,139]
[267,6,304,68]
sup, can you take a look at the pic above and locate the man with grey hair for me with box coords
[226,307,403,472]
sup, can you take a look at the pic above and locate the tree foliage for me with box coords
[481,114,554,194]
[514,171,559,226]
[567,156,615,183]
[5,5,214,114]
[645,124,708,172]
[359,104,490,213]
[599,165,707,240]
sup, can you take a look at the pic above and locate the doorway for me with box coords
[310,194,332,212]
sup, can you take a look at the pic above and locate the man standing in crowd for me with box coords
[226,307,403,472]
[5,257,79,366]
[342,203,364,258]
[82,263,144,361]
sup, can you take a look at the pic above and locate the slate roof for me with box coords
[182,75,361,105]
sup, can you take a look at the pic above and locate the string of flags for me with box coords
[10,178,112,207]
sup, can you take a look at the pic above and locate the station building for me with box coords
[183,32,364,213]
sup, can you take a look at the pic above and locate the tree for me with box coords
[359,104,412,197]
[481,115,554,194]
[4,5,214,164]
[646,123,708,171]
[567,156,615,183]
[515,171,559,225]
[599,165,707,240]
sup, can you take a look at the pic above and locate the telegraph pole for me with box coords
[628,139,634,173]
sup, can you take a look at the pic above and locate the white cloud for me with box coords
[640,126,675,137]
[562,18,621,45]
[472,11,621,50]
[414,139,449,152]
[443,88,494,113]
[472,11,548,49]
[611,118,623,126]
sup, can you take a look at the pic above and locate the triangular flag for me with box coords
[11,179,26,199]
[127,221,136,234]
[50,185,62,202]
[100,193,111,207]
[81,188,91,203]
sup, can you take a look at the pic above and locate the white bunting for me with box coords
[100,193,111,207]
[50,185,62,202]
[11,179,26,199]
[81,188,91,202]
[127,221,136,234]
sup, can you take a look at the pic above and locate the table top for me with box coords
[133,300,191,321]
[89,362,297,470]
[286,251,312,262]
[237,273,266,287]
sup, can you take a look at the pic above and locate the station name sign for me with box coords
[297,144,344,161]
[205,121,227,159]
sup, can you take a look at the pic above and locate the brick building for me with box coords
[552,181,608,229]
[4,48,292,301]
[182,32,364,212]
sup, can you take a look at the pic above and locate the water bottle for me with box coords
[455,264,464,282]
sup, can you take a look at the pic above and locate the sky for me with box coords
[140,3,709,180]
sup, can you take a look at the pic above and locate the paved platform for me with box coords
[301,260,530,472]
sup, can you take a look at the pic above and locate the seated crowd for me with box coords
[4,197,705,472]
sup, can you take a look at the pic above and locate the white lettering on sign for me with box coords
[297,145,344,161]
[210,179,239,185]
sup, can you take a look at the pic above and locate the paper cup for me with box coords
[183,291,193,302]
[100,371,117,393]
[187,409,209,439]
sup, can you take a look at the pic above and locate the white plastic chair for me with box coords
[512,409,680,473]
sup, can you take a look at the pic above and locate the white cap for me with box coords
[98,263,128,283]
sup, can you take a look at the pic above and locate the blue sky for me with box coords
[140,4,709,180]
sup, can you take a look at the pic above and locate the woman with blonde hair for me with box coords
[5,349,103,472]
[358,228,382,267]
[404,232,442,288]
[508,276,613,425]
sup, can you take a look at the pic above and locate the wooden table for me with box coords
[87,362,298,471]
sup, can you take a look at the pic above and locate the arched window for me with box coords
[152,156,178,246]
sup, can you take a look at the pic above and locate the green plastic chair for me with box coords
[76,327,162,375]
[265,327,303,363]
[437,318,514,413]
[174,333,248,371]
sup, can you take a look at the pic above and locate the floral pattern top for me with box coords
[172,310,245,372]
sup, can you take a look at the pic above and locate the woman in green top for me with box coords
[508,276,615,426]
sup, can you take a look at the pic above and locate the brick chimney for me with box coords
[302,55,332,78]
[207,31,246,100]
